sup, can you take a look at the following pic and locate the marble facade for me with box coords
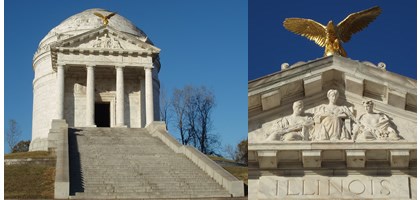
[248,55,416,199]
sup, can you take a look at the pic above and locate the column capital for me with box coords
[56,62,67,67]
[144,64,154,69]
[56,64,66,71]
[115,65,125,69]
[86,64,95,69]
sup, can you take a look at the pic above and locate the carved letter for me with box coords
[348,179,366,195]
[303,180,316,195]
[371,179,374,195]
[380,180,391,195]
[287,180,300,195]
[328,179,343,195]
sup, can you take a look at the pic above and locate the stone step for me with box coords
[69,127,230,198]
[84,185,224,192]
[82,178,219,183]
[73,191,230,199]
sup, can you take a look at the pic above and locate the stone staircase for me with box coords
[68,127,231,199]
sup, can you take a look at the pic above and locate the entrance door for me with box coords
[95,102,110,127]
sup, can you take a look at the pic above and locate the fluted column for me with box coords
[56,64,65,119]
[116,66,125,127]
[145,67,154,125]
[86,65,96,127]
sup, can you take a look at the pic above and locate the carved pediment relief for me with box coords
[51,26,160,53]
[63,32,148,51]
[249,89,415,144]
[79,33,123,49]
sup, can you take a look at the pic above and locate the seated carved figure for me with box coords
[265,100,314,141]
[312,90,355,141]
[353,100,400,141]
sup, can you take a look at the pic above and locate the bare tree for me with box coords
[172,88,188,145]
[6,119,22,152]
[12,140,31,153]
[235,139,248,165]
[160,86,171,130]
[170,85,219,155]
[224,144,237,160]
[223,139,248,164]
[195,86,215,154]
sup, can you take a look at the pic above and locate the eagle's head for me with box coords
[326,20,337,38]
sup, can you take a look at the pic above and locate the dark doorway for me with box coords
[95,102,110,127]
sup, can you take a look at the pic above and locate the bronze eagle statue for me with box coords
[283,6,381,57]
[94,12,117,25]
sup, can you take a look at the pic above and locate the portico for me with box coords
[54,63,155,128]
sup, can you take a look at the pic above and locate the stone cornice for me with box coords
[249,56,416,96]
[249,142,416,169]
[248,55,417,114]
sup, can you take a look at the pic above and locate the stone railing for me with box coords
[47,119,69,199]
[146,121,245,197]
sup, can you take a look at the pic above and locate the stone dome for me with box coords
[37,8,149,51]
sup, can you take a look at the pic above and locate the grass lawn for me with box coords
[208,155,248,185]
[5,151,55,199]
[4,151,54,159]
[223,166,248,185]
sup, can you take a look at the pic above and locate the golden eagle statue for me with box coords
[94,12,117,26]
[283,6,381,57]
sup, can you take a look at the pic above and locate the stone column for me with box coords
[140,77,146,127]
[56,64,65,119]
[86,65,96,127]
[116,66,125,127]
[145,67,154,125]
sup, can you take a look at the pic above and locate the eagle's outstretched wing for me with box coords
[337,6,381,43]
[94,12,105,19]
[106,12,117,19]
[283,18,327,47]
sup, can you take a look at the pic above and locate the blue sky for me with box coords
[4,0,247,153]
[249,0,417,80]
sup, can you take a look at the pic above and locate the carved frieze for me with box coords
[80,33,123,49]
[257,89,403,143]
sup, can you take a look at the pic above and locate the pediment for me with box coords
[51,26,160,54]
[248,56,417,144]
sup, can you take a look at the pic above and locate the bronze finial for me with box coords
[94,12,117,26]
[283,6,381,57]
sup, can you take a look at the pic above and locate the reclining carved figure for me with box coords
[352,100,401,141]
[265,100,314,141]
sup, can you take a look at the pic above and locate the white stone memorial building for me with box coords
[30,9,160,151]
[28,9,244,199]
[248,56,416,199]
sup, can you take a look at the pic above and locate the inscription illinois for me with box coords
[258,176,410,199]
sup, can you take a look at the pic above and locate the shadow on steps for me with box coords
[69,128,84,195]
